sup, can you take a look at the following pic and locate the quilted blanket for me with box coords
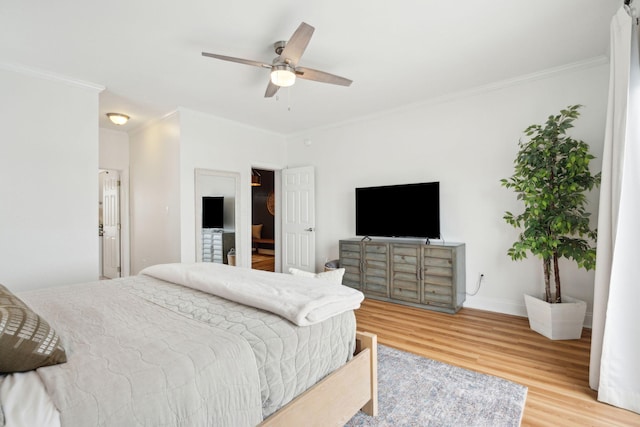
[21,280,264,427]
[122,274,356,417]
[13,268,358,426]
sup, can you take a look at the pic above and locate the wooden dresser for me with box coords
[339,238,465,314]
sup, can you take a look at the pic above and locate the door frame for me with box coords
[194,168,241,265]
[250,165,282,272]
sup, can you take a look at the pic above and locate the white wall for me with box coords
[129,113,181,274]
[1,59,604,320]
[99,128,130,276]
[127,108,285,273]
[100,128,129,168]
[0,68,101,291]
[285,60,609,322]
[178,107,286,268]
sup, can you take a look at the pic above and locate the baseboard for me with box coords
[463,296,527,318]
[463,296,593,328]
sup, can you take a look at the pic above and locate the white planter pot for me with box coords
[523,294,587,340]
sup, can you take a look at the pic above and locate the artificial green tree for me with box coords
[501,105,601,303]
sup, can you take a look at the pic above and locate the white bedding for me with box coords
[0,371,60,427]
[15,279,264,427]
[1,263,362,426]
[140,262,364,326]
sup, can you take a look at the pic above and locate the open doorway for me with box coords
[251,168,275,271]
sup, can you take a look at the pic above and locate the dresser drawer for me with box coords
[423,283,453,303]
[391,280,420,303]
[423,265,453,278]
[424,274,453,287]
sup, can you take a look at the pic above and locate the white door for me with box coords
[102,170,121,278]
[282,166,315,272]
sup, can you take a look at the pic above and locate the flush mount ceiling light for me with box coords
[106,113,130,125]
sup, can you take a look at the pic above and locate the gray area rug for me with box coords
[346,344,527,427]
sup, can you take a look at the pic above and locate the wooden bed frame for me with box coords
[260,331,378,426]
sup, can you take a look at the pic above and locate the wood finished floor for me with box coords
[251,253,275,271]
[355,298,640,427]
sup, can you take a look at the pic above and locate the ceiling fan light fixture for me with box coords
[201,22,352,98]
[106,113,130,125]
[270,65,296,87]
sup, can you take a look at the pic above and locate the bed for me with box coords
[0,263,377,426]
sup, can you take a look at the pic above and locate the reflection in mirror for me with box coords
[194,169,240,266]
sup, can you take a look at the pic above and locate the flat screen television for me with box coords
[355,182,440,239]
[202,196,224,229]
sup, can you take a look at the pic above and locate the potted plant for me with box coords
[501,105,601,340]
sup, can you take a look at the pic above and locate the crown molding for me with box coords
[0,62,104,92]
[126,109,180,136]
[288,56,609,139]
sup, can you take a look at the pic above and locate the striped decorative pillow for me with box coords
[0,284,67,373]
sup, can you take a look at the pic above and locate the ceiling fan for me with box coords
[201,22,352,98]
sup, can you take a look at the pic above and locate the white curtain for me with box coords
[589,3,640,414]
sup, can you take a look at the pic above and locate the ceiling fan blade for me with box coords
[295,66,352,87]
[278,22,314,67]
[264,80,280,98]
[201,52,271,69]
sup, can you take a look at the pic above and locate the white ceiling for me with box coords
[0,0,620,135]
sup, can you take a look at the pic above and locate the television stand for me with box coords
[360,236,372,242]
[425,238,430,245]
[339,238,466,314]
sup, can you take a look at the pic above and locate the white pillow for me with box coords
[289,267,346,285]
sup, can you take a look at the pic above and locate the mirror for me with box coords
[194,169,240,265]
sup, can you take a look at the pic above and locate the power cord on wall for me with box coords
[466,273,484,296]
